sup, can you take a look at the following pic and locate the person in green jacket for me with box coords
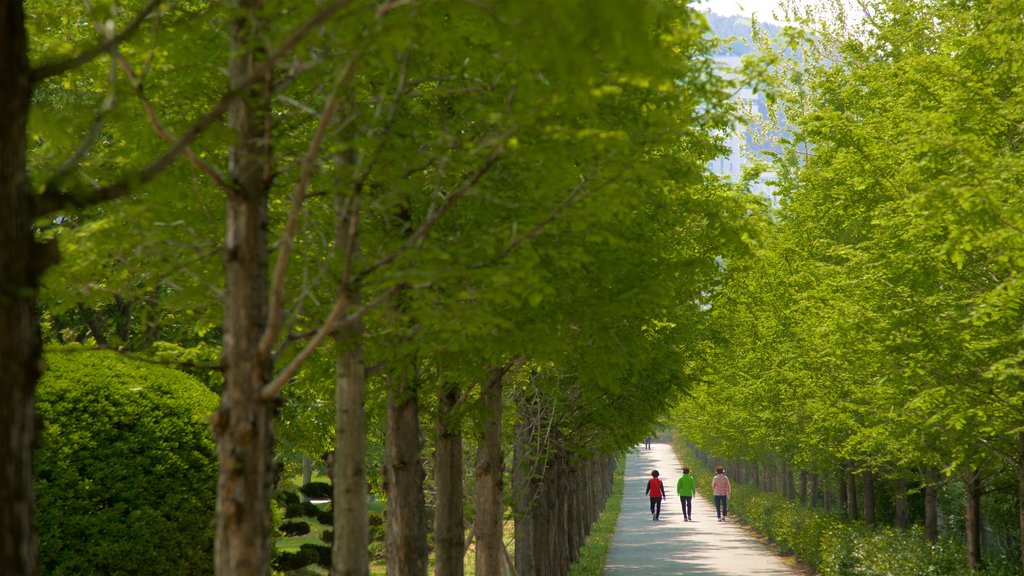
[676,467,696,522]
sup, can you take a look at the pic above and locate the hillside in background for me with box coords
[704,11,782,55]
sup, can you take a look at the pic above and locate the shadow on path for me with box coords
[603,443,802,576]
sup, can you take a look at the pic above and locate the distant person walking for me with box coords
[676,467,696,521]
[644,436,652,450]
[712,466,731,521]
[646,470,666,520]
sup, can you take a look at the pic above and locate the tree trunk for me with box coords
[862,470,876,526]
[1015,430,1024,573]
[214,1,276,573]
[799,471,808,506]
[513,389,538,576]
[332,251,369,576]
[811,473,820,509]
[966,469,982,571]
[1018,433,1024,576]
[838,472,848,516]
[384,368,428,576]
[475,367,504,576]
[846,469,859,521]
[434,383,463,576]
[301,457,313,502]
[556,455,569,576]
[894,478,909,530]
[925,468,939,542]
[0,4,43,575]
[567,464,581,564]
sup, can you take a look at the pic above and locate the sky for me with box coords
[695,0,793,23]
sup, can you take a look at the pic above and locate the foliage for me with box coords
[726,477,1019,576]
[34,348,218,576]
[679,0,1024,569]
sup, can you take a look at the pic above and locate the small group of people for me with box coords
[645,466,731,522]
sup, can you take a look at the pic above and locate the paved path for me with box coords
[603,442,803,576]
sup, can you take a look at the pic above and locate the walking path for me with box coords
[603,442,804,576]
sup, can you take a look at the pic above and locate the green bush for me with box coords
[728,478,1019,576]
[280,520,312,537]
[35,349,219,576]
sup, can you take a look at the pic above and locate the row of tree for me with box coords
[679,0,1024,572]
[2,1,755,575]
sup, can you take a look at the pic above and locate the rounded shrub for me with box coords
[35,349,219,576]
[279,520,312,537]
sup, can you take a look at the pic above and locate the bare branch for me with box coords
[113,50,231,189]
[259,54,363,359]
[260,285,400,400]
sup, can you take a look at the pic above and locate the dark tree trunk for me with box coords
[434,383,463,576]
[0,5,43,575]
[475,368,504,576]
[925,468,939,542]
[838,472,848,516]
[811,473,820,509]
[567,464,580,565]
[556,455,569,576]
[966,469,982,571]
[1019,433,1024,576]
[214,1,276,573]
[533,462,553,576]
[384,369,428,576]
[799,471,808,505]
[894,478,909,530]
[513,389,539,576]
[846,469,859,521]
[862,470,876,526]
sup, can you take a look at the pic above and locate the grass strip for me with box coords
[567,456,626,576]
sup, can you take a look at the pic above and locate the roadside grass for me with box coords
[567,456,626,576]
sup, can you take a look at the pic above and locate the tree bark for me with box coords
[434,383,463,576]
[475,367,505,576]
[512,389,538,576]
[965,469,982,571]
[332,140,369,576]
[846,469,859,521]
[811,473,820,509]
[384,368,428,576]
[837,472,848,516]
[925,468,939,542]
[894,478,909,530]
[861,470,876,526]
[0,4,43,575]
[1015,430,1024,573]
[213,1,276,573]
[1018,433,1024,576]
[332,263,369,574]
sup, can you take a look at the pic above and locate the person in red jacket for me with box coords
[645,470,666,520]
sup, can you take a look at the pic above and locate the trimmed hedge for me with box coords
[35,349,219,576]
[728,485,1019,576]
